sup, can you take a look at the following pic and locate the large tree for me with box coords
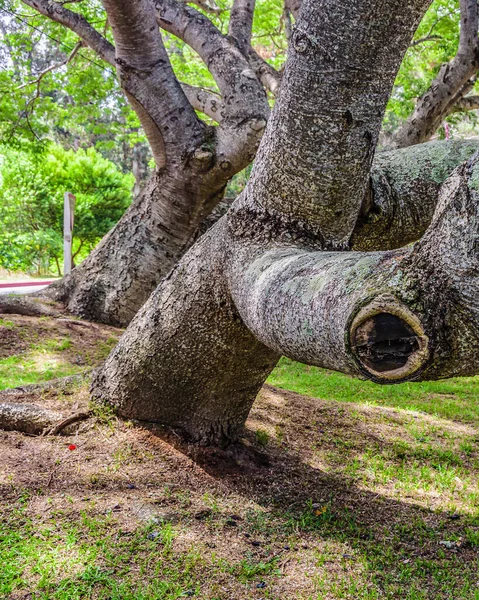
[89,0,479,446]
[0,0,474,333]
[12,0,272,326]
[8,0,477,329]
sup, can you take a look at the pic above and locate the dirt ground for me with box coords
[1,314,478,599]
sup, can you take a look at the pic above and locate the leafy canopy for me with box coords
[0,143,134,275]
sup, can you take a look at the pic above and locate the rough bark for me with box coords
[0,295,62,317]
[353,138,479,250]
[245,0,432,247]
[229,0,255,54]
[42,169,227,326]
[393,0,479,148]
[451,93,479,113]
[24,0,270,326]
[0,403,65,436]
[91,0,442,445]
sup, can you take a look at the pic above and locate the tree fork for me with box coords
[92,0,451,444]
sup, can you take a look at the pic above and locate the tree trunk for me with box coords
[24,0,269,327]
[43,167,225,326]
[91,0,442,444]
[39,137,479,327]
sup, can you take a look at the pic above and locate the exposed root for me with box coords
[0,403,89,436]
[0,295,64,318]
[42,411,91,436]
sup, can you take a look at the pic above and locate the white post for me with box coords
[63,192,76,275]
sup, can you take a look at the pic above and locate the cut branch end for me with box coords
[350,297,429,382]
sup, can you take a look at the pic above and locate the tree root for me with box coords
[0,373,95,435]
[0,403,91,436]
[42,411,91,436]
[0,295,64,318]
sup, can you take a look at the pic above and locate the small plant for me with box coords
[255,429,269,447]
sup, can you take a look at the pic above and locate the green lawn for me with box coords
[3,340,479,599]
[268,357,479,424]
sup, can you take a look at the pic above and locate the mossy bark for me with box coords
[93,0,460,445]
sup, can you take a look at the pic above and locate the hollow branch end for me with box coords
[350,296,429,382]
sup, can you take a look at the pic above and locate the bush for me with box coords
[0,144,134,276]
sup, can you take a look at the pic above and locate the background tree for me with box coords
[391,0,479,147]
[1,0,274,326]
[0,143,133,274]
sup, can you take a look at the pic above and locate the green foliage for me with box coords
[386,0,479,136]
[0,143,134,275]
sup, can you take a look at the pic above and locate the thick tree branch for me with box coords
[20,0,116,65]
[101,0,206,168]
[244,0,432,247]
[451,93,479,112]
[154,0,269,173]
[228,0,255,53]
[246,48,281,95]
[352,138,479,250]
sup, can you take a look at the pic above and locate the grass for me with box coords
[268,357,479,423]
[0,316,120,390]
[3,327,479,598]
[0,340,84,390]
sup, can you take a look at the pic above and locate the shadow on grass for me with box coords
[143,385,479,598]
[2,382,479,598]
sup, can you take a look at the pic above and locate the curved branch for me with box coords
[20,0,116,65]
[154,0,267,122]
[451,94,479,112]
[17,41,83,89]
[352,138,479,250]
[246,48,281,95]
[102,0,206,167]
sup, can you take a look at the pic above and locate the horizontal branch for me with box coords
[228,153,479,383]
[352,138,479,250]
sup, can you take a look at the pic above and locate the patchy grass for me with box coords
[268,357,479,423]
[0,315,121,390]
[2,321,479,598]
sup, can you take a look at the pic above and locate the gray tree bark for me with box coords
[90,0,478,447]
[24,0,269,326]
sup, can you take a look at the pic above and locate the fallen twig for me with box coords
[43,411,91,436]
